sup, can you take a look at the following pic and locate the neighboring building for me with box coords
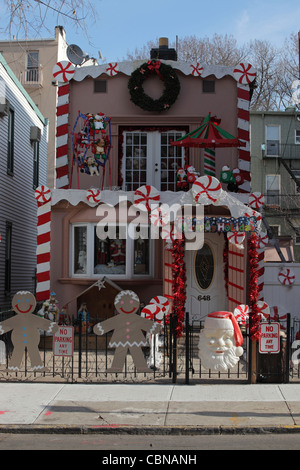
[250,109,300,262]
[34,40,262,327]
[0,53,48,308]
[0,26,68,188]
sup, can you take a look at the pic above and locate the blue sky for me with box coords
[1,0,300,62]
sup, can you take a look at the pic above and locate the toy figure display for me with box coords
[93,290,161,372]
[0,291,58,372]
[77,302,91,333]
[47,292,59,322]
[198,311,244,372]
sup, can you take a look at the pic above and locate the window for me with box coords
[295,130,300,144]
[123,130,185,191]
[294,227,300,245]
[71,223,152,278]
[7,107,14,174]
[202,80,215,93]
[94,80,107,93]
[269,225,280,237]
[266,125,280,156]
[5,222,12,294]
[33,141,39,189]
[26,51,39,83]
[266,175,280,205]
[194,243,214,290]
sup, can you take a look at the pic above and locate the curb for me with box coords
[1,424,300,435]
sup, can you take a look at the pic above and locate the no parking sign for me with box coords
[53,326,74,357]
[259,323,280,354]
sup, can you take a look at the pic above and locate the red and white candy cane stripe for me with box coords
[234,65,256,194]
[35,185,52,302]
[192,176,222,204]
[233,304,249,325]
[227,243,246,311]
[227,231,245,246]
[53,62,75,189]
[134,185,160,212]
[86,188,101,204]
[278,268,295,286]
[249,192,265,210]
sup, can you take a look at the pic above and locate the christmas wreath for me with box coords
[128,60,181,112]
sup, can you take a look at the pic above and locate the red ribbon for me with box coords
[147,60,163,79]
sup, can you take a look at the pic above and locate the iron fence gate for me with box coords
[0,310,299,384]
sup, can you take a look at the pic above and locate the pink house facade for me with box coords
[35,44,264,329]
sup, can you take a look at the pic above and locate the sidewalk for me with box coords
[0,382,300,434]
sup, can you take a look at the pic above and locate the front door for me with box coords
[185,233,227,322]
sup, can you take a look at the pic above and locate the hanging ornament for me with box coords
[133,185,160,212]
[192,176,222,205]
[278,267,295,286]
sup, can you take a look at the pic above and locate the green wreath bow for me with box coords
[128,60,181,112]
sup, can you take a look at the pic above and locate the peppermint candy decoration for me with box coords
[134,185,160,212]
[149,296,170,314]
[52,61,75,83]
[278,267,295,286]
[234,304,249,326]
[257,300,270,319]
[233,63,256,85]
[256,231,269,249]
[249,192,264,210]
[192,176,222,205]
[244,208,262,223]
[86,188,101,204]
[106,62,119,76]
[190,62,203,76]
[150,206,169,227]
[35,185,51,204]
[142,296,170,323]
[227,231,245,246]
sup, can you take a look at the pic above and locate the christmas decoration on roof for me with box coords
[171,113,245,149]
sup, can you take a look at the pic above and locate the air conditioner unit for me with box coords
[0,98,9,117]
[30,126,41,142]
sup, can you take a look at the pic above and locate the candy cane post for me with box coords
[203,148,216,176]
[35,185,52,301]
[133,185,160,212]
[52,61,75,189]
[248,192,265,301]
[233,63,256,194]
[192,176,222,205]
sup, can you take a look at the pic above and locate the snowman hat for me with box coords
[205,311,243,347]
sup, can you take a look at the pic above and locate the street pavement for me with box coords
[0,382,300,434]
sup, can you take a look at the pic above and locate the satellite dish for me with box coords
[67,44,89,65]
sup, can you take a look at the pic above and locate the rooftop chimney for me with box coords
[150,37,177,61]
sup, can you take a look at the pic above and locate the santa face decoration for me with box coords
[198,311,244,371]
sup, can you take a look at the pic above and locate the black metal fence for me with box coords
[0,310,299,384]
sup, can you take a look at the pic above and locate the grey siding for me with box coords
[0,62,48,309]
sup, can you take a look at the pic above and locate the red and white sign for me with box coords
[53,326,74,357]
[259,323,280,354]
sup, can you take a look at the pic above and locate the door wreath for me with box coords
[128,60,181,112]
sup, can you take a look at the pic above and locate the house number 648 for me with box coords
[198,295,211,301]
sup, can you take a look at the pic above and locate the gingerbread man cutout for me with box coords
[0,291,58,372]
[93,290,160,373]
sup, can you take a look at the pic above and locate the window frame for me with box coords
[265,174,281,205]
[295,129,300,145]
[33,141,40,189]
[7,106,14,175]
[265,124,280,157]
[70,222,154,279]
